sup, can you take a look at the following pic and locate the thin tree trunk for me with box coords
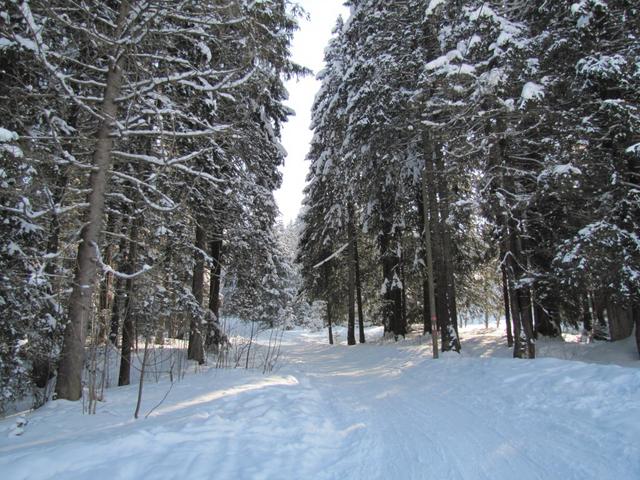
[327,299,334,345]
[98,216,116,343]
[513,232,535,358]
[118,220,139,386]
[56,1,130,401]
[501,261,513,347]
[400,242,408,335]
[633,300,640,359]
[109,235,128,347]
[206,236,223,349]
[188,223,206,364]
[354,228,366,344]
[422,156,439,359]
[438,168,460,352]
[134,338,149,419]
[347,212,356,346]
[429,152,449,351]
[416,185,432,336]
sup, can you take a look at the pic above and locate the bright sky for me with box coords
[275,0,350,225]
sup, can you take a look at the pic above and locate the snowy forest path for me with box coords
[0,329,639,480]
[281,332,640,480]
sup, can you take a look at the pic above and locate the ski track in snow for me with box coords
[0,327,639,480]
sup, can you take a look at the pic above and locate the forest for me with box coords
[298,0,640,358]
[1,0,308,409]
[0,0,638,440]
[1,1,639,479]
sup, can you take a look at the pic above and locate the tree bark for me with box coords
[109,235,128,347]
[55,1,130,401]
[98,216,116,343]
[633,300,640,359]
[437,163,460,352]
[188,223,206,364]
[347,210,356,346]
[327,299,334,345]
[118,220,139,386]
[379,218,402,337]
[206,236,223,350]
[422,156,439,358]
[501,260,513,347]
[607,299,634,341]
[354,227,366,344]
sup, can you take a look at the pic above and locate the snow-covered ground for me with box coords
[1,324,638,479]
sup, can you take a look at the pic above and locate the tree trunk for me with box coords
[347,210,356,346]
[422,153,439,358]
[501,261,513,347]
[437,164,460,352]
[55,1,130,401]
[633,300,640,359]
[354,227,366,344]
[400,242,408,334]
[327,299,334,345]
[379,218,402,338]
[592,291,608,340]
[118,220,139,387]
[508,229,535,358]
[98,216,116,343]
[206,236,223,349]
[188,223,206,364]
[607,299,634,341]
[429,152,450,351]
[415,184,432,336]
[109,235,128,346]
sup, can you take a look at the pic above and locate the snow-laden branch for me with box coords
[312,242,350,269]
[116,126,229,138]
[95,242,152,279]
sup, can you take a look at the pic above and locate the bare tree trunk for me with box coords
[353,225,366,344]
[513,233,535,358]
[422,149,439,358]
[327,299,334,345]
[206,236,223,349]
[501,260,513,347]
[607,300,634,341]
[109,235,128,346]
[118,220,139,386]
[98,216,116,343]
[379,216,402,337]
[134,338,149,419]
[400,242,408,334]
[438,166,460,352]
[347,212,356,346]
[55,1,130,401]
[633,300,640,359]
[188,223,206,364]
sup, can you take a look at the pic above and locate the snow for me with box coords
[519,81,544,107]
[0,127,18,143]
[627,143,640,155]
[425,0,445,16]
[0,324,638,480]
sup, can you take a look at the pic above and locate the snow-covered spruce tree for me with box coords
[297,14,350,343]
[220,3,305,329]
[534,0,640,348]
[7,0,302,401]
[339,0,415,339]
[0,5,84,409]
